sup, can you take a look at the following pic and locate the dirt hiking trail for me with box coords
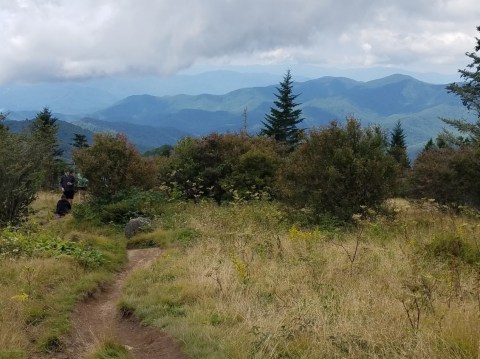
[41,248,188,359]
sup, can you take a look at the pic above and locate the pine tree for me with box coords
[30,107,63,188]
[71,133,89,148]
[444,25,480,145]
[388,120,410,168]
[260,70,303,149]
[422,138,435,152]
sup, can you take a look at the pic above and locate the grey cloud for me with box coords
[0,0,478,84]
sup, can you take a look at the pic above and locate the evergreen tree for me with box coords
[423,138,435,152]
[71,133,89,148]
[30,107,63,188]
[388,120,410,168]
[260,70,304,149]
[0,112,8,132]
[444,25,480,145]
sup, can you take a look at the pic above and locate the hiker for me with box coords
[55,194,71,218]
[60,169,76,205]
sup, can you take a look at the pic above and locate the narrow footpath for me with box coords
[43,248,188,359]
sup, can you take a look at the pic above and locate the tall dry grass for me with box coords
[122,200,480,358]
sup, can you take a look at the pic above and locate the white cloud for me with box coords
[0,0,479,84]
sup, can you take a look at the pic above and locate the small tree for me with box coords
[30,107,63,188]
[260,70,304,149]
[276,117,397,222]
[388,120,410,169]
[73,133,157,200]
[71,133,89,149]
[0,115,45,226]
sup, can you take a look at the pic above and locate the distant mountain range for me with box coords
[1,72,474,158]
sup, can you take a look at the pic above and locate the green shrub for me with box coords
[73,190,167,225]
[161,133,283,203]
[0,121,45,226]
[0,226,106,268]
[73,133,158,201]
[426,233,480,266]
[275,118,398,223]
[410,147,480,207]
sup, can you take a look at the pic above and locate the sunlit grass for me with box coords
[122,200,480,358]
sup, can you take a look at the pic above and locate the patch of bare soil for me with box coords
[39,248,188,359]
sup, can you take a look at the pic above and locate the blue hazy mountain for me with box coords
[85,74,471,155]
[0,71,285,114]
[2,72,473,157]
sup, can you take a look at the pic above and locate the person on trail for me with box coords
[60,169,76,205]
[55,194,72,218]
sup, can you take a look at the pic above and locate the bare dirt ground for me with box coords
[40,248,188,359]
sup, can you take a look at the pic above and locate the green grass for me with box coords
[0,192,128,357]
[89,341,133,359]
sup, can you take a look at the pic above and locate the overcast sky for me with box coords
[0,0,479,85]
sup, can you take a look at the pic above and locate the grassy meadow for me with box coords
[0,192,128,359]
[120,200,480,358]
[2,191,480,358]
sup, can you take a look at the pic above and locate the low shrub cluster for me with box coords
[0,224,106,268]
[73,189,167,225]
[410,146,480,207]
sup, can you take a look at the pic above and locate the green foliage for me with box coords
[71,133,89,149]
[388,120,410,169]
[162,133,283,203]
[73,190,167,225]
[426,232,480,266]
[260,69,304,149]
[0,120,45,226]
[29,107,64,189]
[442,26,480,148]
[388,120,410,196]
[410,147,480,207]
[143,144,173,157]
[0,225,106,268]
[91,341,133,359]
[446,25,480,120]
[276,117,398,222]
[412,26,480,208]
[73,133,157,200]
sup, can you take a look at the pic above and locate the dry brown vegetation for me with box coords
[121,199,480,358]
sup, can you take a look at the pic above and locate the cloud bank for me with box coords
[0,0,479,83]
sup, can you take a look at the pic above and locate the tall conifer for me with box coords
[260,70,303,149]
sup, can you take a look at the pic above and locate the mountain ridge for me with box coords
[2,73,474,158]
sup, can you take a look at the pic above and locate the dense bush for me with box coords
[409,146,480,207]
[275,118,398,222]
[161,133,283,203]
[73,189,167,225]
[73,133,158,200]
[0,117,45,226]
